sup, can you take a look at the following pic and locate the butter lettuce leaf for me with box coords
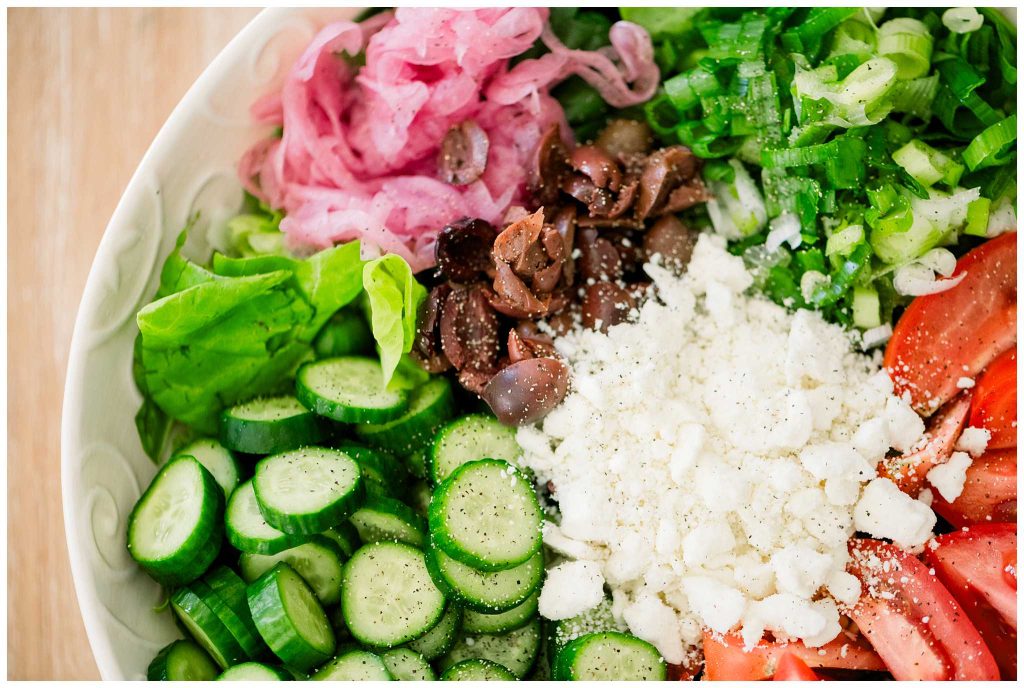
[362,254,427,386]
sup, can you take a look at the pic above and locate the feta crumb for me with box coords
[956,376,975,389]
[927,451,974,502]
[680,577,747,634]
[622,592,686,664]
[538,561,605,620]
[955,426,991,456]
[854,478,936,548]
[884,395,926,452]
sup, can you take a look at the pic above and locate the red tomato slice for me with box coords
[970,348,1017,450]
[773,653,821,681]
[847,539,1000,680]
[701,631,885,680]
[932,447,1017,528]
[924,523,1017,679]
[1004,550,1017,590]
[879,391,972,495]
[884,232,1017,415]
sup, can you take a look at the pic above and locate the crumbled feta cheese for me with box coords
[854,478,936,548]
[519,235,919,651]
[927,451,974,502]
[955,426,991,456]
[538,561,605,620]
[956,376,975,389]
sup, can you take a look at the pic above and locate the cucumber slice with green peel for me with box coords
[336,443,408,498]
[217,661,292,680]
[311,650,393,680]
[548,597,621,658]
[320,522,360,557]
[247,563,336,672]
[239,536,345,606]
[148,639,220,680]
[192,580,265,659]
[341,542,447,648]
[437,617,542,679]
[171,586,247,669]
[252,447,364,534]
[313,308,374,359]
[406,603,462,661]
[220,396,327,455]
[429,414,523,485]
[429,459,542,571]
[296,357,409,424]
[354,378,455,455]
[425,545,542,613]
[175,438,240,497]
[382,648,437,680]
[440,659,516,681]
[552,631,666,681]
[350,496,427,547]
[202,566,250,612]
[406,449,428,480]
[462,590,539,634]
[407,480,432,517]
[226,481,310,555]
[128,455,225,585]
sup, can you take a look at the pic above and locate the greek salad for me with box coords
[126,7,1016,681]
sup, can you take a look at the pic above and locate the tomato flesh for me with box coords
[932,447,1017,528]
[773,653,821,681]
[701,631,885,681]
[884,232,1017,415]
[924,523,1017,679]
[970,348,1017,450]
[847,539,1000,680]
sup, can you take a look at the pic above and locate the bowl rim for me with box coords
[59,7,291,678]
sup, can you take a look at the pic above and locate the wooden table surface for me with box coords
[7,8,260,679]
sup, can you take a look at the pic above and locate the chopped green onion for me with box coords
[942,8,984,35]
[963,197,991,237]
[781,8,859,58]
[706,160,768,239]
[890,74,939,118]
[936,58,1003,130]
[826,224,865,257]
[794,57,899,127]
[829,18,877,60]
[644,93,682,139]
[877,18,934,80]
[963,115,1017,171]
[891,139,964,188]
[852,286,881,328]
[664,67,720,112]
[619,7,700,40]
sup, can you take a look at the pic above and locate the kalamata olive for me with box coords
[571,145,622,191]
[576,228,623,281]
[636,146,700,219]
[411,284,452,373]
[596,119,654,159]
[483,357,570,426]
[534,124,571,204]
[439,285,500,372]
[435,218,497,283]
[581,282,636,332]
[643,215,697,272]
[439,120,489,186]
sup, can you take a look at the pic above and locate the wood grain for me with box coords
[7,8,260,679]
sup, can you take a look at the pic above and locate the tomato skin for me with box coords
[701,631,885,681]
[932,448,1017,528]
[880,391,972,495]
[884,232,1017,415]
[969,348,1017,450]
[773,653,821,681]
[847,539,1000,681]
[924,523,1017,680]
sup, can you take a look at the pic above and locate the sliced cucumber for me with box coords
[462,590,539,634]
[440,659,517,681]
[147,639,219,680]
[217,661,292,680]
[226,480,310,555]
[171,586,247,670]
[437,617,542,679]
[350,496,427,547]
[354,378,455,455]
[220,395,326,455]
[252,447,364,534]
[296,357,409,424]
[239,536,345,606]
[407,480,432,518]
[430,414,523,485]
[313,308,374,359]
[382,647,437,681]
[552,631,666,681]
[247,563,336,672]
[429,459,541,571]
[128,456,224,585]
[337,442,408,497]
[548,597,621,658]
[406,603,462,661]
[320,522,360,557]
[341,542,447,648]
[175,438,240,497]
[192,580,265,659]
[425,545,542,613]
[311,649,393,680]
[406,449,429,480]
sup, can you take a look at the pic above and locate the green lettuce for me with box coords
[361,255,427,387]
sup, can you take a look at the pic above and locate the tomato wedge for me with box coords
[773,654,821,681]
[932,447,1017,527]
[847,539,1000,680]
[924,523,1017,679]
[879,391,972,495]
[970,348,1017,450]
[884,232,1017,415]
[701,631,885,680]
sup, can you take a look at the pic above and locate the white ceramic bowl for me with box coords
[60,7,360,680]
